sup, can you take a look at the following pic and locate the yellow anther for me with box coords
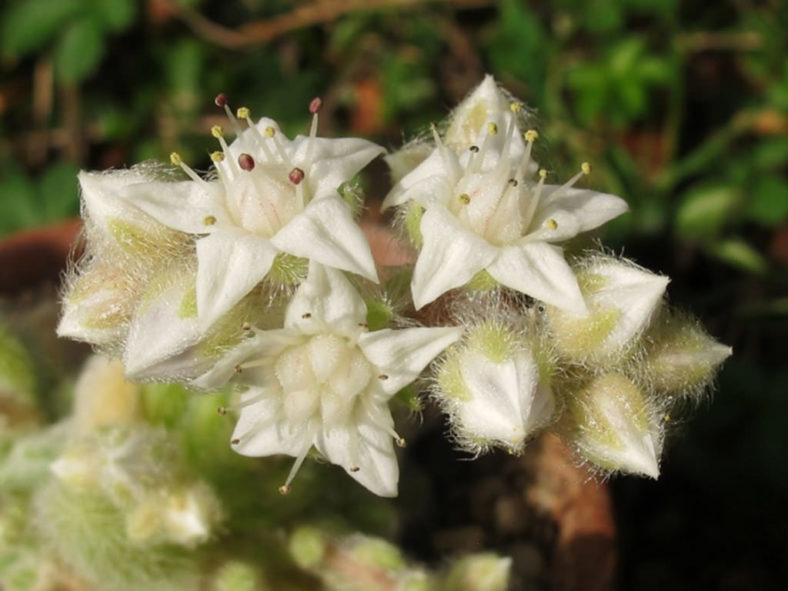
[524,129,539,143]
[169,152,182,166]
[204,215,217,226]
[211,125,224,139]
[459,193,471,205]
[538,168,548,180]
[265,126,276,138]
[210,151,225,162]
[545,218,558,230]
[581,162,592,175]
[487,122,498,135]
[236,106,250,119]
[510,101,523,113]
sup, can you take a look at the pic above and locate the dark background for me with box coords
[1,1,785,588]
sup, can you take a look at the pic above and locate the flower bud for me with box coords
[547,256,669,365]
[566,373,662,478]
[436,322,555,453]
[643,312,732,397]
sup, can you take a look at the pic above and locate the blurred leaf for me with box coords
[54,17,105,83]
[95,0,136,31]
[676,184,740,241]
[1,0,83,56]
[709,238,769,275]
[747,176,788,226]
[0,170,38,235]
[39,163,80,222]
[751,137,788,170]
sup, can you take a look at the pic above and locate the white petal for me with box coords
[487,242,587,314]
[381,149,457,211]
[231,391,310,458]
[529,186,629,242]
[285,262,367,338]
[411,206,498,309]
[315,408,399,497]
[291,136,385,201]
[195,228,278,331]
[190,329,301,390]
[79,170,230,235]
[271,197,378,282]
[358,326,463,395]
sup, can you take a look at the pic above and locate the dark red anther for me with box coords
[309,97,323,115]
[238,153,255,171]
[289,167,305,185]
[214,93,228,107]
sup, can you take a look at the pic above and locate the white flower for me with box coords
[193,262,462,497]
[547,255,670,364]
[382,76,628,312]
[83,102,384,330]
[436,322,554,452]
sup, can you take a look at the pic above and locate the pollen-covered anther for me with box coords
[459,193,471,205]
[510,101,523,113]
[211,125,224,139]
[581,161,592,175]
[309,97,323,114]
[236,106,250,120]
[538,168,548,180]
[289,167,305,185]
[545,218,558,230]
[238,153,255,171]
[487,122,499,135]
[214,93,228,107]
[524,129,539,143]
[265,126,276,138]
[210,151,224,162]
[204,215,217,226]
[169,152,182,166]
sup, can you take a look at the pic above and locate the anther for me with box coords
[510,102,523,113]
[378,374,389,381]
[217,407,227,415]
[231,438,240,445]
[210,151,224,162]
[265,126,276,138]
[309,97,323,114]
[238,153,255,171]
[204,215,217,226]
[349,466,360,473]
[234,364,243,374]
[539,169,548,180]
[396,438,407,448]
[169,152,182,166]
[581,162,592,175]
[301,312,312,319]
[545,218,558,230]
[211,125,224,139]
[278,485,290,495]
[214,93,228,107]
[487,122,499,135]
[459,193,471,205]
[524,130,539,143]
[241,322,251,330]
[289,167,305,185]
[469,145,480,153]
[358,322,368,328]
[508,178,518,186]
[236,106,250,120]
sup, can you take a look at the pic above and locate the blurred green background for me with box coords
[1,0,785,588]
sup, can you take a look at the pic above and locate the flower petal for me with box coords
[411,206,498,309]
[528,186,628,242]
[271,197,378,282]
[382,149,458,211]
[487,242,587,314]
[231,390,310,458]
[358,326,463,396]
[285,262,367,338]
[315,408,399,497]
[196,228,278,331]
[79,170,230,235]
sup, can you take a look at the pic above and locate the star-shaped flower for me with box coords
[88,100,384,330]
[193,262,462,497]
[383,77,628,313]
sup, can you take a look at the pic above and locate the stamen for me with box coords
[170,152,207,185]
[204,215,217,226]
[279,443,312,495]
[471,121,498,172]
[238,153,255,171]
[210,151,224,162]
[236,106,251,120]
[429,123,444,148]
[222,102,244,138]
[516,129,539,181]
[553,162,591,197]
[265,126,294,168]
[289,167,305,185]
[212,126,237,174]
[214,93,228,108]
[522,169,548,230]
[308,96,322,139]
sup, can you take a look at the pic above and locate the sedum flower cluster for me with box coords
[57,75,730,501]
